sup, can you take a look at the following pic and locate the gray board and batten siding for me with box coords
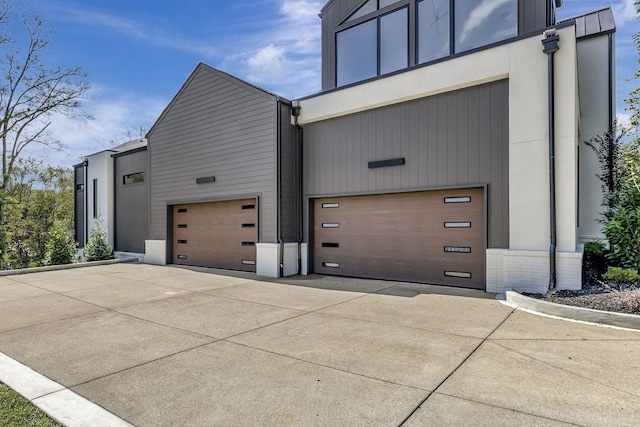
[74,164,85,247]
[304,79,509,250]
[279,101,301,243]
[148,63,298,256]
[320,0,553,90]
[114,148,149,253]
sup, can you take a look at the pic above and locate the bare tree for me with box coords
[0,1,90,190]
[0,0,90,267]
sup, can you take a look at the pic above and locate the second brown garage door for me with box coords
[313,188,485,289]
[172,199,257,272]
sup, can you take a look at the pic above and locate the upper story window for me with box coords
[453,0,518,53]
[334,0,519,87]
[336,2,408,87]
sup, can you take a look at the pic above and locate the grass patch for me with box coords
[0,383,61,427]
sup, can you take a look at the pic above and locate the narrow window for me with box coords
[444,196,471,203]
[123,172,144,185]
[76,183,84,191]
[417,0,450,63]
[337,19,377,86]
[444,222,471,228]
[92,179,98,219]
[322,203,340,208]
[379,7,408,75]
[323,262,340,268]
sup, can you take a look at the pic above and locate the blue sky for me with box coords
[12,0,639,166]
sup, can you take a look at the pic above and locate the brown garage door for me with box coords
[313,189,485,289]
[173,199,257,272]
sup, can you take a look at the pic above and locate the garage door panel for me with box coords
[313,189,485,289]
[172,199,257,272]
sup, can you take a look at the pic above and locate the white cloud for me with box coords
[459,0,511,44]
[612,0,638,26]
[23,86,167,168]
[222,0,324,98]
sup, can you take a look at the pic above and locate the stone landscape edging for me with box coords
[505,290,640,331]
[0,257,138,277]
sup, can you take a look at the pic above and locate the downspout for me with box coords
[542,29,560,291]
[292,104,303,273]
[276,98,284,278]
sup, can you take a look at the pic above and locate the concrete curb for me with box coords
[0,352,133,427]
[505,290,640,331]
[0,257,138,277]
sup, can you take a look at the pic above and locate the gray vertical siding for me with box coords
[148,64,279,245]
[519,0,548,35]
[304,79,509,249]
[114,149,149,253]
[74,164,85,247]
[279,102,300,242]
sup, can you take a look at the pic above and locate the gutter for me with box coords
[542,29,560,291]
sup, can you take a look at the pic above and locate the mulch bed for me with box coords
[524,282,640,315]
[522,251,640,315]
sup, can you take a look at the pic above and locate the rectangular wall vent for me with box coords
[322,223,340,228]
[322,203,340,208]
[444,197,471,203]
[196,176,216,184]
[444,271,472,279]
[322,262,340,268]
[444,222,471,228]
[368,158,405,169]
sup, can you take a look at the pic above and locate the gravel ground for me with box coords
[525,282,640,315]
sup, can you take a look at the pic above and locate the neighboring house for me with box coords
[74,0,615,295]
[74,138,148,257]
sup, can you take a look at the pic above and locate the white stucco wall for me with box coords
[86,151,116,248]
[577,35,612,242]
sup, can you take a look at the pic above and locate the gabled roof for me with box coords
[111,138,147,153]
[83,138,147,159]
[146,62,289,138]
[559,7,615,39]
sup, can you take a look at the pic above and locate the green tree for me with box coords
[625,1,640,127]
[83,224,114,262]
[2,161,74,268]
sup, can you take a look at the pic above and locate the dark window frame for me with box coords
[334,0,522,87]
[123,171,145,186]
[92,178,98,219]
[335,3,410,86]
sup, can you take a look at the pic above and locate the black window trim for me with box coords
[122,171,145,186]
[335,0,523,88]
[335,3,410,87]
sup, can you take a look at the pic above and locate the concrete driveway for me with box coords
[0,264,639,426]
